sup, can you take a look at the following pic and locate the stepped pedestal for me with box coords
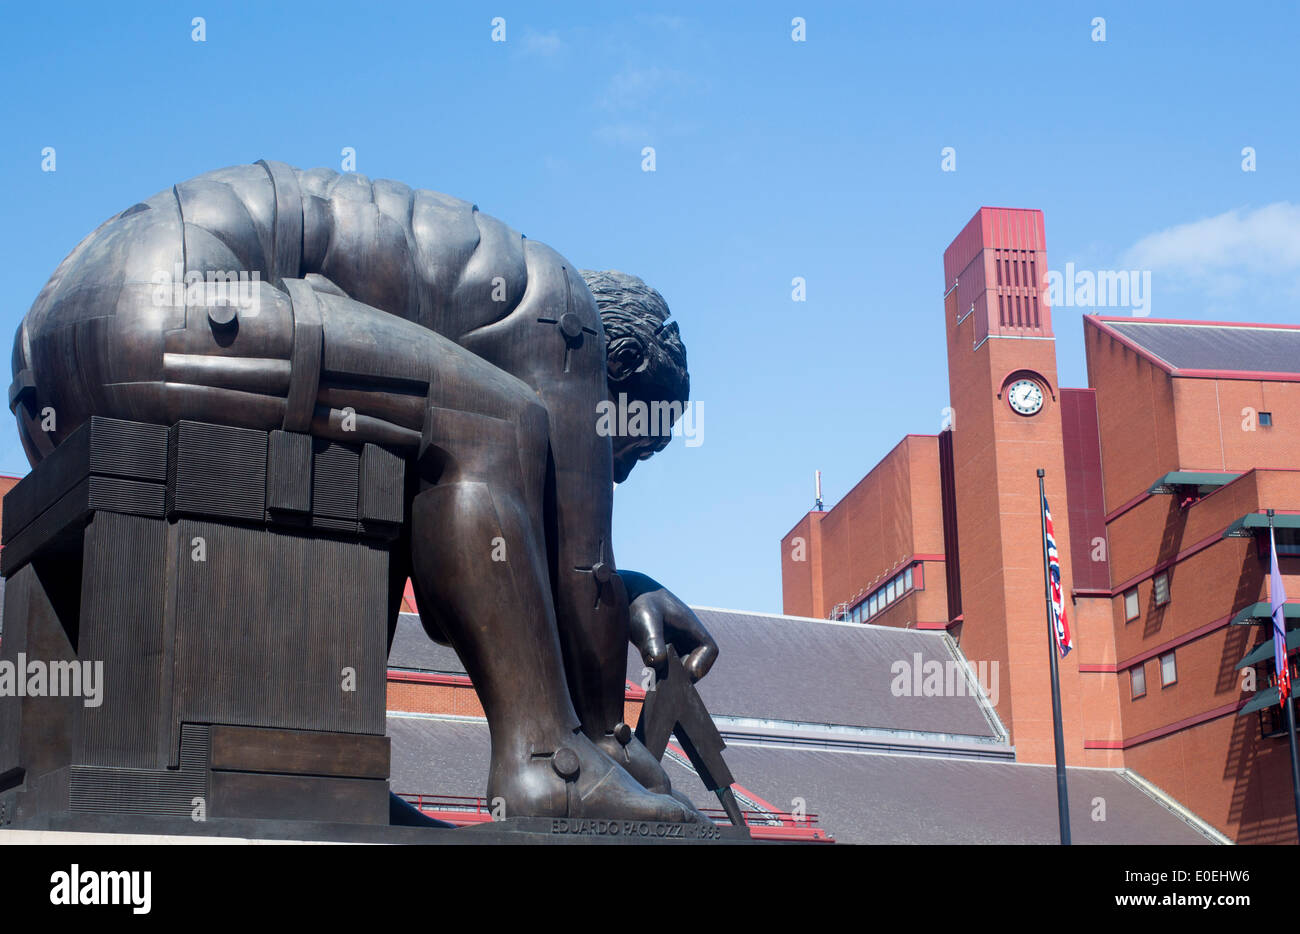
[0,417,405,829]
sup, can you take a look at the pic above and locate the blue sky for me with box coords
[1,1,1297,612]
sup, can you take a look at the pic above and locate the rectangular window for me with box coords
[1124,589,1139,622]
[869,594,877,616]
[1153,572,1170,606]
[1160,651,1177,687]
[1131,664,1147,699]
[886,581,895,604]
[1260,411,1273,427]
[905,567,913,591]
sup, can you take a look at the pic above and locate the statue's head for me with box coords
[581,269,690,483]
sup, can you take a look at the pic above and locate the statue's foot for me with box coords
[594,730,671,794]
[488,731,697,823]
[593,731,714,824]
[670,787,714,824]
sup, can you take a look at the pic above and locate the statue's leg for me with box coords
[482,250,687,803]
[267,285,689,819]
[534,380,685,800]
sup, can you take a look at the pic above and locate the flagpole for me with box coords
[1038,468,1071,845]
[1268,509,1300,843]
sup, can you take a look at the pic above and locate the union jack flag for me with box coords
[1269,524,1291,706]
[1043,496,1074,657]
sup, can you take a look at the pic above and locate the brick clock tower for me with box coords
[942,208,1084,765]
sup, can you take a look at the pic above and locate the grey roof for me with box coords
[384,714,1215,844]
[718,744,1212,844]
[388,614,465,674]
[390,608,1004,740]
[1101,318,1300,375]
[388,713,489,798]
[651,608,1001,738]
[382,608,1219,842]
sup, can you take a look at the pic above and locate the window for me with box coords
[1260,411,1273,427]
[1160,651,1177,687]
[858,565,920,620]
[1131,664,1147,699]
[1124,589,1139,622]
[1153,572,1170,606]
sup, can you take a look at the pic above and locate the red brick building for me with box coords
[781,207,1300,843]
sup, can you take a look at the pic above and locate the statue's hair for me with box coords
[580,269,689,408]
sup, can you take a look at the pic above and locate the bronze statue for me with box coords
[9,161,721,823]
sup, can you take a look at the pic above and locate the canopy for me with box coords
[1222,512,1300,539]
[1238,628,1300,668]
[1230,602,1300,625]
[1239,686,1281,716]
[1147,471,1238,495]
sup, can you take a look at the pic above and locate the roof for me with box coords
[385,713,1217,844]
[389,614,465,674]
[389,607,1005,742]
[644,608,1002,740]
[1089,316,1300,380]
[385,605,1222,841]
[387,713,491,795]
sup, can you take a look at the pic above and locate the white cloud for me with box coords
[592,123,652,146]
[599,65,690,113]
[635,13,688,32]
[1123,202,1300,276]
[521,29,565,57]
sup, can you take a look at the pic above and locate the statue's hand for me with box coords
[627,584,719,683]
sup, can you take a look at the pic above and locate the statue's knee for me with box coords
[418,406,528,486]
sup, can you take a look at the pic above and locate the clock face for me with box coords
[1007,378,1045,416]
